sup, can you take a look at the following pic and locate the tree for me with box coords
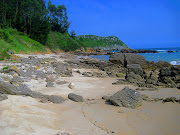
[70,30,76,39]
[48,0,70,33]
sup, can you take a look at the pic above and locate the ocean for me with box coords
[87,47,180,65]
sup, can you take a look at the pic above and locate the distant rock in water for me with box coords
[167,50,174,53]
[121,48,158,53]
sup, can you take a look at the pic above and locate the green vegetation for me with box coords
[47,32,85,52]
[76,35,128,48]
[1,66,9,70]
[0,0,69,44]
[0,28,46,58]
[0,0,128,56]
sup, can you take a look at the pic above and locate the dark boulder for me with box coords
[109,53,147,67]
[102,96,110,101]
[109,53,125,65]
[68,93,84,102]
[127,64,144,77]
[46,81,55,87]
[163,97,180,103]
[48,95,65,104]
[109,87,142,109]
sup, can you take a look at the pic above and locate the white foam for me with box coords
[170,61,180,65]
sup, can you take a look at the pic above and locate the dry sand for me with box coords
[0,54,180,135]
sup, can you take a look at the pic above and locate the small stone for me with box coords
[68,83,75,89]
[56,80,68,85]
[68,93,84,102]
[46,82,55,87]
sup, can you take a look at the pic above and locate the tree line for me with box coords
[0,0,70,44]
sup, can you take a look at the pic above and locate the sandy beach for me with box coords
[0,53,180,135]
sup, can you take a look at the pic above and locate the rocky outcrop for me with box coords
[68,93,84,102]
[127,64,144,77]
[108,87,142,109]
[0,81,64,104]
[109,53,147,67]
[159,66,180,88]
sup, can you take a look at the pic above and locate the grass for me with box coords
[1,66,9,70]
[0,27,46,59]
[0,27,129,59]
[47,32,85,52]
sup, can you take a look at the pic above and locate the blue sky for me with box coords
[51,0,180,49]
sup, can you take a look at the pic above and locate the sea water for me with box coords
[87,47,180,65]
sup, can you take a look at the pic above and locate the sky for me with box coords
[51,0,180,49]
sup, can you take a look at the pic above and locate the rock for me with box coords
[68,93,84,102]
[162,97,180,103]
[68,83,75,89]
[109,53,124,65]
[0,94,8,101]
[46,82,55,87]
[56,80,68,85]
[0,77,3,82]
[39,97,49,103]
[76,70,81,74]
[82,72,91,77]
[57,132,71,135]
[109,87,142,109]
[102,96,110,101]
[64,69,73,77]
[116,73,125,78]
[126,72,144,83]
[46,75,56,82]
[10,76,24,84]
[136,87,158,91]
[21,58,41,65]
[0,81,64,104]
[112,79,129,85]
[0,73,13,82]
[141,94,161,102]
[121,48,158,53]
[109,53,147,67]
[48,95,65,104]
[92,72,107,78]
[127,64,144,77]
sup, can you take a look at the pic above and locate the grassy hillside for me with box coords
[0,28,129,59]
[47,32,85,52]
[0,28,46,58]
[76,35,128,48]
